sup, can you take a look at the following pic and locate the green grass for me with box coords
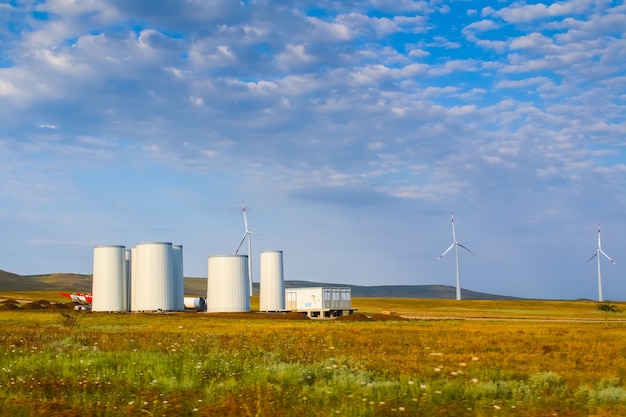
[352,297,621,320]
[0,298,626,416]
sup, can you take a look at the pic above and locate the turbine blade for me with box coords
[450,212,457,243]
[586,252,598,263]
[457,243,475,256]
[437,242,455,261]
[600,250,617,265]
[242,202,249,232]
[235,233,247,254]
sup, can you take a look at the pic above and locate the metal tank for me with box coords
[92,245,128,312]
[207,255,250,312]
[124,249,131,310]
[259,250,285,312]
[184,297,207,310]
[172,244,185,311]
[130,246,137,311]
[132,242,175,312]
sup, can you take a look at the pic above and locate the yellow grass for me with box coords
[1,296,625,416]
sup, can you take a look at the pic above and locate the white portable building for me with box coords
[259,250,285,312]
[285,287,353,318]
[207,255,250,312]
[92,245,128,312]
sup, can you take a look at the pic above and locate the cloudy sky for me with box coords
[1,0,625,300]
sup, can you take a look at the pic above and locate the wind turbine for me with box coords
[235,202,255,296]
[436,212,475,301]
[586,223,616,302]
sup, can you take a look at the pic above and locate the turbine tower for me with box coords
[586,223,616,302]
[436,212,475,301]
[235,202,254,296]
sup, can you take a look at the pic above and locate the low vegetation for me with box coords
[0,297,625,416]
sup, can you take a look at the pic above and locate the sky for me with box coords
[1,0,625,300]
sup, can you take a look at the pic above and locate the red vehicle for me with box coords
[59,293,93,305]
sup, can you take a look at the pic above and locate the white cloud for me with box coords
[277,44,314,68]
[307,16,352,41]
[496,0,595,24]
[0,0,624,299]
[0,78,20,96]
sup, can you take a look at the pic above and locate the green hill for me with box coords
[0,270,92,292]
[1,269,515,300]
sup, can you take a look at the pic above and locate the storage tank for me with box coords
[130,246,137,310]
[184,297,207,310]
[207,255,250,312]
[132,242,175,312]
[124,249,131,310]
[92,245,128,312]
[259,250,285,312]
[172,244,184,311]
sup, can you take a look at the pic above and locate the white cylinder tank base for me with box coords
[207,255,250,312]
[132,242,175,312]
[172,244,185,311]
[92,245,128,312]
[260,250,285,312]
[130,246,137,311]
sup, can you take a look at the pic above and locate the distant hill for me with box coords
[282,280,518,300]
[1,269,515,300]
[0,270,92,292]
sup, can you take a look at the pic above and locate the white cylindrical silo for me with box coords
[172,244,184,311]
[123,249,131,311]
[132,242,175,312]
[260,250,285,312]
[207,255,250,312]
[130,246,137,310]
[92,245,128,312]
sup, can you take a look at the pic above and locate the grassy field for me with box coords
[0,296,625,416]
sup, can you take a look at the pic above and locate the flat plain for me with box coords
[1,294,625,416]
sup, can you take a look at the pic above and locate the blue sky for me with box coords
[1,0,625,300]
